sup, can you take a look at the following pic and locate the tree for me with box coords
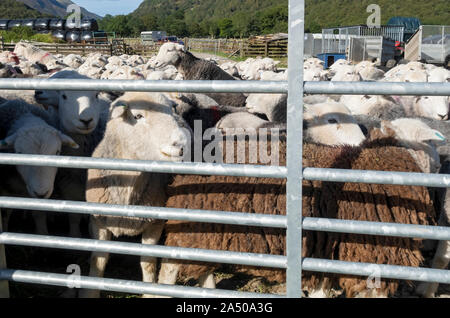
[218,18,234,38]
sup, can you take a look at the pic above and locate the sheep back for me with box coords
[163,131,436,297]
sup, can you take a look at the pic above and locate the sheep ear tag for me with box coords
[0,135,16,150]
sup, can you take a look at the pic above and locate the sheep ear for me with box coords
[424,129,446,142]
[303,105,313,121]
[111,103,129,119]
[176,44,186,53]
[59,132,79,149]
[0,134,16,150]
[380,120,395,136]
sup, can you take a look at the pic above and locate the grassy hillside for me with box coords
[0,0,51,19]
[99,0,450,38]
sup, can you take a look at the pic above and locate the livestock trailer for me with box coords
[348,36,396,64]
[304,33,323,58]
[322,25,405,54]
[141,31,167,44]
[405,25,450,67]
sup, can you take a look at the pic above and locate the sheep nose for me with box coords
[33,190,50,199]
[438,114,448,120]
[80,118,93,127]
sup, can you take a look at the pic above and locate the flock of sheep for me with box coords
[0,40,450,298]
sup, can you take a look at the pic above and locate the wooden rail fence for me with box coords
[0,37,288,59]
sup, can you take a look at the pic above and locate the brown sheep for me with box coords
[158,130,436,298]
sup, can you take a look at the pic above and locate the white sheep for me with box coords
[34,70,110,237]
[381,118,445,173]
[79,92,190,298]
[13,42,65,70]
[215,112,269,131]
[394,95,449,121]
[245,93,287,123]
[220,62,239,77]
[331,65,362,82]
[103,65,144,80]
[63,54,85,69]
[0,100,78,234]
[303,101,366,146]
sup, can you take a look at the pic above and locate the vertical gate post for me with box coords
[0,209,10,298]
[286,0,305,298]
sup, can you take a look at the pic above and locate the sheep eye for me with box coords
[364,95,371,99]
[134,114,144,120]
[328,118,338,124]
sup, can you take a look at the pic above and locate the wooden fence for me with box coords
[0,37,288,59]
[242,39,288,58]
[0,39,114,56]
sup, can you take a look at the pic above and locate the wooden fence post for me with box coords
[0,209,10,298]
[265,41,269,57]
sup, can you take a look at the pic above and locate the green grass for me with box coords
[0,27,62,44]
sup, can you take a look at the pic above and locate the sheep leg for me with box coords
[68,214,82,238]
[32,211,48,236]
[149,259,181,298]
[1,209,11,232]
[198,272,216,289]
[78,220,111,298]
[416,240,450,298]
[140,220,165,298]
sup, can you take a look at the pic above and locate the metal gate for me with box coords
[1,0,450,298]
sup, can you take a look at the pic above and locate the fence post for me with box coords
[265,41,269,57]
[286,0,305,298]
[0,209,10,298]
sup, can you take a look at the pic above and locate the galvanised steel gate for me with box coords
[1,0,450,298]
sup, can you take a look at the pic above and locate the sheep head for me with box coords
[153,43,186,69]
[304,101,366,147]
[109,92,190,162]
[0,119,78,199]
[414,96,449,120]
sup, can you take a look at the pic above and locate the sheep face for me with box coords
[304,102,366,146]
[385,118,446,145]
[414,96,449,120]
[153,43,186,69]
[0,123,78,199]
[110,92,189,162]
[245,93,286,121]
[58,90,102,134]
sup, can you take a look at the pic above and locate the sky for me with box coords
[73,0,144,17]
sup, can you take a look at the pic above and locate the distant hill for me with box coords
[0,0,51,19]
[100,0,450,38]
[15,0,101,19]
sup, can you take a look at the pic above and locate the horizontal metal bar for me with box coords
[0,269,281,298]
[0,153,287,179]
[0,233,286,269]
[303,258,450,284]
[0,197,287,228]
[303,218,450,241]
[2,197,450,240]
[0,78,448,96]
[2,155,450,189]
[0,78,287,94]
[304,81,450,96]
[304,167,450,188]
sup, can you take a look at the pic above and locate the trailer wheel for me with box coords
[445,55,450,70]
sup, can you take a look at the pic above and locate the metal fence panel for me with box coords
[1,0,450,298]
